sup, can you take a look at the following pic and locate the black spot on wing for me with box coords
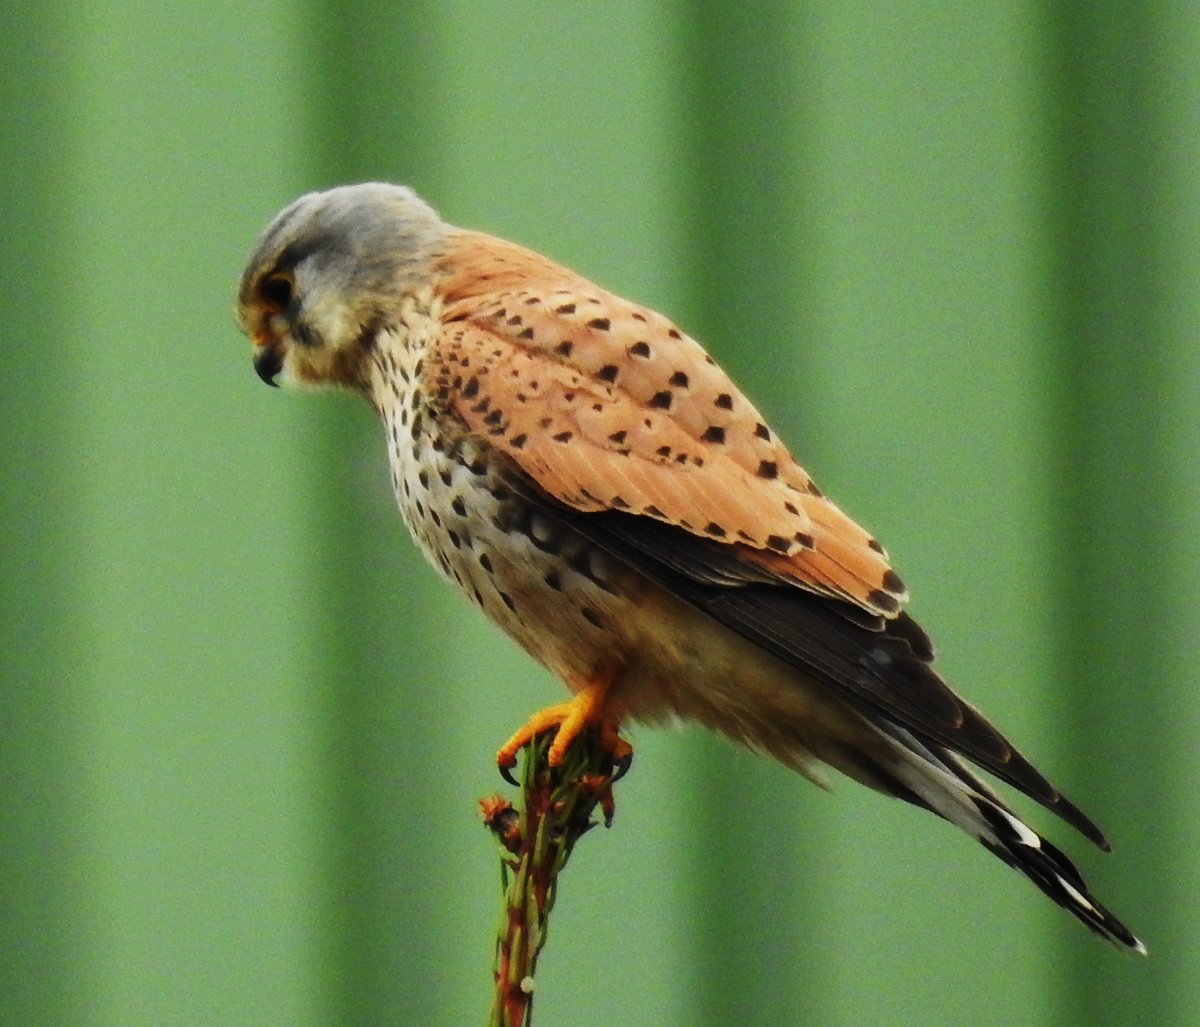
[866,588,900,614]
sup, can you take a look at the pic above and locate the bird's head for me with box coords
[236,182,446,390]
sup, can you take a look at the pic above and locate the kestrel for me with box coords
[237,183,1143,952]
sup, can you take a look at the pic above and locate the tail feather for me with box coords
[970,796,1145,953]
[870,729,1146,954]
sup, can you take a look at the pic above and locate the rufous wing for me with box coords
[430,230,906,618]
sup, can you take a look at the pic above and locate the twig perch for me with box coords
[480,729,624,1027]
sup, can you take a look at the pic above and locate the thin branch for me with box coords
[480,729,623,1027]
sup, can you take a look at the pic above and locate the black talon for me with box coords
[609,749,634,783]
[499,762,520,787]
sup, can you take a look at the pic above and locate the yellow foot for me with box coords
[496,674,632,783]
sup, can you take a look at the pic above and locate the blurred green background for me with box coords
[3,3,1197,1025]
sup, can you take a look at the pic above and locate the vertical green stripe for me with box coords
[757,4,1061,1022]
[0,8,95,1025]
[677,4,832,1024]
[1045,3,1200,1023]
[301,6,454,1024]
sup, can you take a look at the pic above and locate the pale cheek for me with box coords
[304,291,360,350]
[280,355,339,392]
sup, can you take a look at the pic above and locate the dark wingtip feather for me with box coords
[1046,792,1111,852]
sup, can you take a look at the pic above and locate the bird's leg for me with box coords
[497,667,633,781]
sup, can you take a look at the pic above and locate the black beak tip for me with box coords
[253,344,284,387]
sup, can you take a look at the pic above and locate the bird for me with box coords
[236,182,1144,953]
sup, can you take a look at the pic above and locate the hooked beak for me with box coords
[252,331,284,387]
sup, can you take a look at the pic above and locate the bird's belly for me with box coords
[385,404,647,685]
[609,581,869,768]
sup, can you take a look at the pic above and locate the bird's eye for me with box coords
[260,272,295,311]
